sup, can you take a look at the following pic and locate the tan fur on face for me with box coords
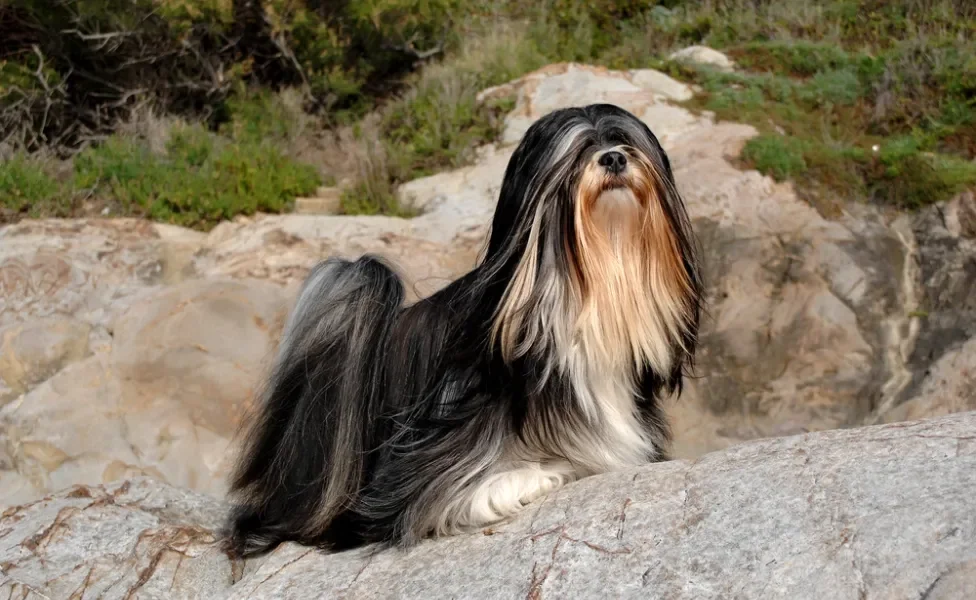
[491,145,696,372]
[572,146,696,376]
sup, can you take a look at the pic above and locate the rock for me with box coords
[153,223,207,285]
[0,278,289,509]
[959,192,976,239]
[293,187,343,215]
[0,478,240,600]
[191,214,483,303]
[0,317,92,403]
[111,278,288,438]
[4,412,976,599]
[628,68,694,102]
[668,45,735,72]
[480,63,711,147]
[0,219,194,332]
[885,191,976,423]
[882,336,976,423]
[921,560,976,600]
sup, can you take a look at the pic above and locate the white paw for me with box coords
[518,474,562,507]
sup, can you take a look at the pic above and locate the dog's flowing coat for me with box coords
[225,104,703,557]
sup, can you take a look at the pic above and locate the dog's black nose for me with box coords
[598,151,627,174]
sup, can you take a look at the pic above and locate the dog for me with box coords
[224,103,704,557]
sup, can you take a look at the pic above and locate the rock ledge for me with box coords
[3,411,975,599]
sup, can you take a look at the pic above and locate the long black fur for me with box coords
[224,103,703,557]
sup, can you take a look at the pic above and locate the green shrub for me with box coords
[730,41,852,77]
[0,154,61,215]
[867,140,976,208]
[801,68,863,106]
[340,24,531,215]
[741,135,808,182]
[219,88,308,144]
[73,125,321,229]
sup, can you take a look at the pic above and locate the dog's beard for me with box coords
[572,146,697,376]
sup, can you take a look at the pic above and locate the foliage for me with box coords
[671,20,976,207]
[0,0,464,152]
[71,123,320,229]
[0,154,61,217]
[3,0,976,223]
[741,135,808,182]
[2,106,321,230]
[338,23,536,214]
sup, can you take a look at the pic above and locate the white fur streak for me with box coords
[440,461,576,535]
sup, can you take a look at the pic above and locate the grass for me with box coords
[612,0,976,211]
[1,92,322,230]
[344,0,976,215]
[0,154,64,219]
[3,0,975,224]
[663,31,976,210]
[72,125,321,229]
[337,23,543,215]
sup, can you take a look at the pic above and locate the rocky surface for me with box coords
[0,279,289,510]
[890,190,976,419]
[668,45,736,71]
[0,478,238,599]
[3,412,975,599]
[1,60,975,508]
[882,336,976,424]
[0,317,92,404]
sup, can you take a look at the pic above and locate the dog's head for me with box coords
[486,104,702,383]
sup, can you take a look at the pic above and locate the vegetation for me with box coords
[0,92,321,228]
[660,28,976,210]
[2,0,974,227]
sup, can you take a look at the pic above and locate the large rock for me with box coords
[476,63,709,146]
[0,279,289,509]
[111,278,288,439]
[668,45,736,72]
[0,219,189,332]
[0,317,92,404]
[0,478,238,599]
[881,336,976,424]
[889,191,976,420]
[191,211,483,303]
[3,412,975,599]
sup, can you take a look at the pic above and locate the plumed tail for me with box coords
[223,255,404,558]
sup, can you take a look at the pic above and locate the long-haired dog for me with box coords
[224,103,703,557]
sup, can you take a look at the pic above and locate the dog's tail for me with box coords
[223,255,404,558]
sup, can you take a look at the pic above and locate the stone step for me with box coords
[293,187,342,215]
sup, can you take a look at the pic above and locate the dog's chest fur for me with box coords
[523,262,674,474]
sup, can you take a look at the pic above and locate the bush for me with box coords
[3,0,976,223]
[741,135,808,182]
[0,154,61,216]
[867,140,976,208]
[0,0,465,153]
[339,24,532,215]
[72,124,321,229]
[730,41,852,77]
